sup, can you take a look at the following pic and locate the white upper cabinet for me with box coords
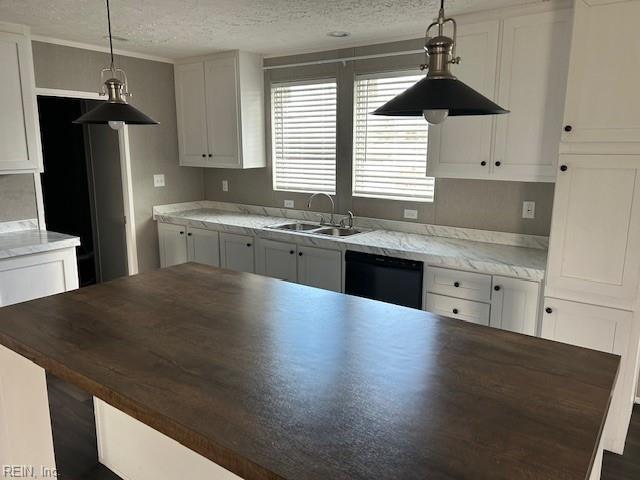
[545,155,640,310]
[0,24,41,172]
[175,50,266,169]
[427,20,499,179]
[175,62,209,167]
[493,10,572,182]
[562,0,640,148]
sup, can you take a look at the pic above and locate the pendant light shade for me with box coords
[74,0,158,127]
[373,77,508,117]
[373,0,508,124]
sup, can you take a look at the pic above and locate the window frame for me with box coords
[352,70,435,203]
[270,77,338,195]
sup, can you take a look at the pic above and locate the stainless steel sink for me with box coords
[269,222,320,231]
[314,227,364,237]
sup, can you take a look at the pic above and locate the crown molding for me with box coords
[31,35,175,64]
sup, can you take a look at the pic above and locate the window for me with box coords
[353,73,435,202]
[271,79,337,194]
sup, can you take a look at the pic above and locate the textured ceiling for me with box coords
[0,0,544,59]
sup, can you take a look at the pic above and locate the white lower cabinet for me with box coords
[256,239,297,282]
[541,297,637,454]
[424,268,541,336]
[158,223,188,268]
[490,276,540,336]
[187,227,220,267]
[297,246,342,293]
[425,293,491,326]
[158,223,221,268]
[219,232,255,273]
[0,248,78,307]
[256,239,342,292]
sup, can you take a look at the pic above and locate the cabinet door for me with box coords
[0,32,40,171]
[490,276,540,336]
[493,10,571,182]
[541,297,634,454]
[205,54,241,168]
[562,0,640,144]
[219,233,255,273]
[175,62,209,167]
[256,239,297,282]
[427,21,499,179]
[297,246,342,292]
[158,223,188,268]
[546,155,640,310]
[187,227,220,267]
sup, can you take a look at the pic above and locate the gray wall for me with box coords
[204,40,555,236]
[32,42,204,272]
[0,174,38,222]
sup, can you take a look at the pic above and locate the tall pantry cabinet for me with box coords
[542,0,640,456]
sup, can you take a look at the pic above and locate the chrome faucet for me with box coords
[339,211,354,229]
[307,193,335,225]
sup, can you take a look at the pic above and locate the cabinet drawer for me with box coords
[425,293,491,326]
[425,267,492,302]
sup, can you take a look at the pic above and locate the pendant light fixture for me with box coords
[74,0,158,129]
[373,0,508,124]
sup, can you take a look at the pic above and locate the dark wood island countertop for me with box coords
[0,263,619,480]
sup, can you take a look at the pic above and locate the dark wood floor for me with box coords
[602,404,640,480]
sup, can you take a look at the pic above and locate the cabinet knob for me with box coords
[453,281,460,288]
[495,161,502,167]
[298,252,303,256]
[452,308,459,315]
[201,154,206,158]
[187,232,192,236]
[560,165,568,172]
[179,231,184,235]
[208,154,212,158]
[564,125,572,132]
[289,250,295,255]
[480,161,487,166]
[545,307,553,314]
[246,243,252,247]
[494,285,501,291]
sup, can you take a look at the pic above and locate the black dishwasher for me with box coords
[345,251,424,309]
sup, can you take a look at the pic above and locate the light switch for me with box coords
[284,200,294,208]
[153,174,165,187]
[522,201,535,219]
[222,180,229,192]
[404,209,418,220]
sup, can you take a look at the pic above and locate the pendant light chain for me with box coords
[106,0,115,73]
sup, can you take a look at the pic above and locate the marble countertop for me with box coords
[155,207,547,281]
[0,229,80,260]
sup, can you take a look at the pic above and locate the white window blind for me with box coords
[271,80,337,194]
[353,73,435,202]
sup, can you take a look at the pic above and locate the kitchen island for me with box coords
[0,264,618,479]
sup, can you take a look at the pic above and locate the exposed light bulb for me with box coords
[108,121,125,131]
[423,109,449,124]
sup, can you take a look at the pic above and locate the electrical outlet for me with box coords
[522,201,536,219]
[153,174,165,187]
[404,209,418,220]
[284,200,294,208]
[222,180,229,192]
